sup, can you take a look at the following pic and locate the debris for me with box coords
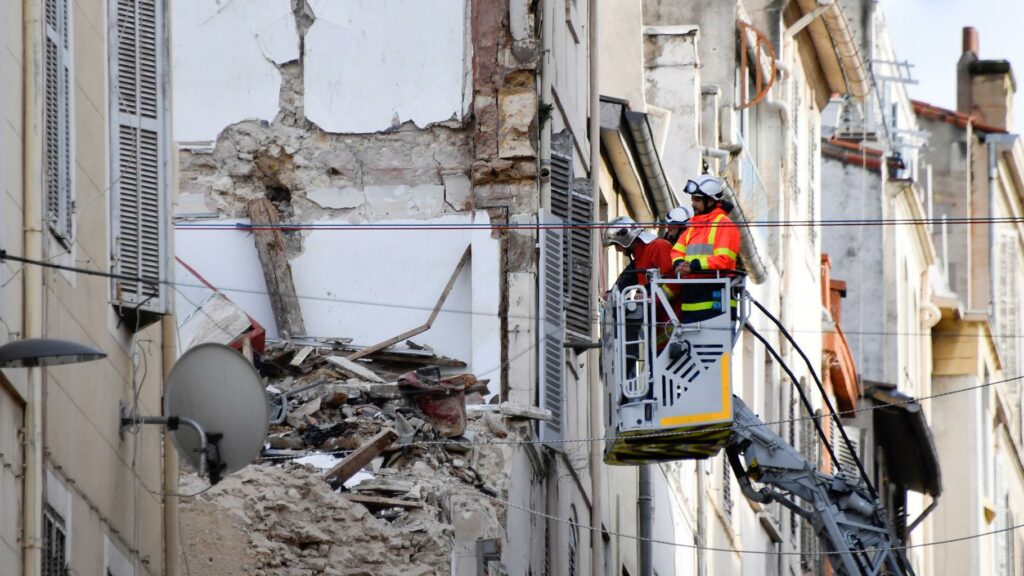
[398,367,468,437]
[285,396,322,430]
[247,198,306,338]
[498,402,554,422]
[343,494,425,509]
[327,355,386,383]
[290,345,314,366]
[294,453,342,470]
[324,429,400,487]
[484,412,509,438]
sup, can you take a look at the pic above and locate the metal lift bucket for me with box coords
[602,273,746,465]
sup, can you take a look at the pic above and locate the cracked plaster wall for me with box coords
[172,0,298,144]
[305,0,468,132]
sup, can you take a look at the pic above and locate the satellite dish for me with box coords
[164,343,268,484]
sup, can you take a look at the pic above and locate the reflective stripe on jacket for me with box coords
[670,207,740,271]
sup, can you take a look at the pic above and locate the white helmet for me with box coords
[682,174,725,201]
[603,216,642,248]
[666,205,693,225]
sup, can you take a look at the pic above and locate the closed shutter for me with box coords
[550,150,593,339]
[996,233,1019,379]
[834,425,861,474]
[539,210,566,447]
[44,0,73,244]
[111,0,168,318]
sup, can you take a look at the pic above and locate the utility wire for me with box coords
[305,467,1024,558]
[173,214,1024,231]
[5,249,1024,340]
[258,370,1024,458]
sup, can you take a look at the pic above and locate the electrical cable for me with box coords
[750,296,878,499]
[287,467,1024,559]
[173,214,1024,232]
[745,322,842,472]
[7,249,1024,342]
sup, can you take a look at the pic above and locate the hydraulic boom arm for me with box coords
[726,397,915,576]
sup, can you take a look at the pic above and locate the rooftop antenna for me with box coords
[121,343,268,484]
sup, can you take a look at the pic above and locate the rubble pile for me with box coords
[178,339,513,576]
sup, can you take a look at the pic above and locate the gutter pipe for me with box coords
[639,465,653,576]
[700,146,768,284]
[22,0,45,573]
[626,111,675,216]
[588,0,604,573]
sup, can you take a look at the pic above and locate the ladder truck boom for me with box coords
[601,272,915,575]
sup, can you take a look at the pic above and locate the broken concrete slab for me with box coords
[498,402,554,422]
[327,355,386,383]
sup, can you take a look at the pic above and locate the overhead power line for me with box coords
[173,215,1024,231]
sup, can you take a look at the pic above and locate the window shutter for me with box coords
[44,0,73,244]
[539,210,566,447]
[567,183,593,339]
[835,425,862,474]
[996,233,1019,379]
[111,0,168,319]
[550,150,593,339]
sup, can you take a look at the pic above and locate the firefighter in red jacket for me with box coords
[671,175,741,322]
[604,215,679,354]
[603,215,675,292]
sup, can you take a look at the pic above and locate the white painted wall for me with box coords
[172,0,298,144]
[304,0,466,133]
[175,212,499,383]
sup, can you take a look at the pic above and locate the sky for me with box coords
[883,0,1024,118]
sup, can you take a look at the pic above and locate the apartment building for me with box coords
[2,0,174,574]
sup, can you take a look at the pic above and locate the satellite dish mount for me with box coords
[118,343,268,485]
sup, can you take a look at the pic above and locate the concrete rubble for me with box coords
[178,338,512,575]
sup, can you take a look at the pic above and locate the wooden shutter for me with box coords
[44,0,73,244]
[550,150,593,339]
[997,233,1019,379]
[539,210,566,447]
[567,184,593,339]
[111,0,168,318]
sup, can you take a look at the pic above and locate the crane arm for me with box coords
[726,397,916,576]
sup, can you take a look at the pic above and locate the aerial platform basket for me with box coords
[602,272,747,465]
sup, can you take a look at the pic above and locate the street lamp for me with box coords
[0,338,106,367]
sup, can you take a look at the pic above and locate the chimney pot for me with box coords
[963,27,979,56]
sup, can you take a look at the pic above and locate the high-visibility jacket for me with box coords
[670,207,740,272]
[670,207,740,319]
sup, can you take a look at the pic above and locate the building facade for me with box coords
[2,0,174,574]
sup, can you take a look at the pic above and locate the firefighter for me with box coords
[662,205,693,244]
[603,215,675,292]
[603,215,678,355]
[671,175,741,322]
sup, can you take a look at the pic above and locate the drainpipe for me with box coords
[696,462,706,576]
[162,317,179,576]
[22,0,45,574]
[700,146,768,284]
[539,0,554,210]
[638,465,653,576]
[588,0,604,573]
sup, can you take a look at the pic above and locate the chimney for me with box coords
[957,27,979,114]
[963,27,979,56]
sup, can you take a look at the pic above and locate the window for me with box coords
[110,0,170,325]
[45,0,73,244]
[42,505,67,576]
